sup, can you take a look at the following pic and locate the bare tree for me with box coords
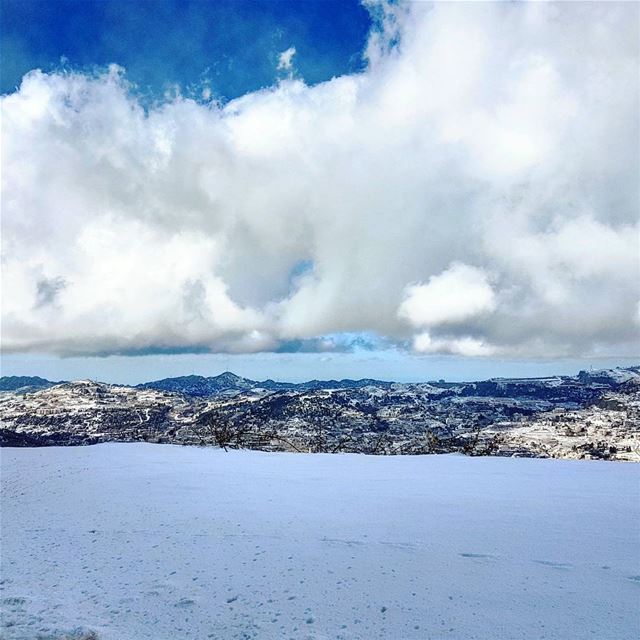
[194,412,251,451]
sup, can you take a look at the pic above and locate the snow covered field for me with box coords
[1,444,639,640]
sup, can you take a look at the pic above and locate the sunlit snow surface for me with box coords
[1,444,639,640]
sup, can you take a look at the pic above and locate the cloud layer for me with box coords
[2,1,638,358]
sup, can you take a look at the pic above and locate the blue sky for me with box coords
[2,0,370,100]
[3,351,638,385]
[2,1,638,383]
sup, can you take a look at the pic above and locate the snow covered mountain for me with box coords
[1,368,638,460]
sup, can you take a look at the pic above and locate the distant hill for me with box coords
[4,367,639,399]
[136,372,394,396]
[136,368,640,399]
[136,373,256,397]
[577,366,640,386]
[0,376,60,393]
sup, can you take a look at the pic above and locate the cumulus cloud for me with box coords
[399,263,496,328]
[1,1,638,358]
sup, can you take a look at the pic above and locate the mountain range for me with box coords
[1,367,638,460]
[135,372,396,396]
[3,367,638,397]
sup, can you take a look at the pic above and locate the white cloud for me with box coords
[399,263,496,328]
[277,46,296,72]
[413,333,496,358]
[1,1,638,358]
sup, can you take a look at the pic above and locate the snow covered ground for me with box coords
[1,444,639,640]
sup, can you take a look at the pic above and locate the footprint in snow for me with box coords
[174,598,195,607]
[533,560,572,570]
[321,537,364,547]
